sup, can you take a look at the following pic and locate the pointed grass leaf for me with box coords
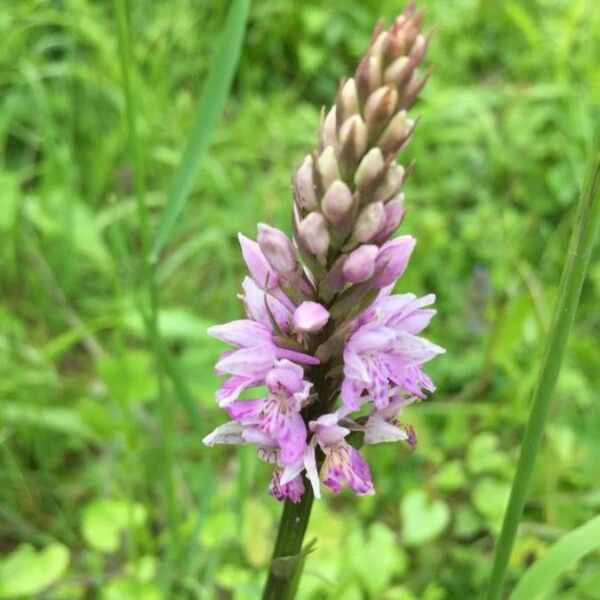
[509,515,600,600]
[150,0,251,260]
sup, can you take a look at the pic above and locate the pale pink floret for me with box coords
[341,292,444,410]
[225,359,312,466]
[364,396,417,447]
[209,319,318,406]
[281,413,374,498]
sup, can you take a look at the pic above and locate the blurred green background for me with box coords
[1,0,599,598]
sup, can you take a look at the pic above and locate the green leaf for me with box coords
[97,350,157,405]
[472,478,511,532]
[467,432,508,475]
[510,515,600,600]
[81,499,147,553]
[0,543,69,598]
[401,490,450,547]
[0,401,97,441]
[346,522,408,594]
[432,459,467,491]
[150,0,251,260]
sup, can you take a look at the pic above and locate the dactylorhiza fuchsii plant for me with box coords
[205,8,443,594]
[204,5,443,502]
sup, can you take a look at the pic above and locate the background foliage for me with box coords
[1,0,599,598]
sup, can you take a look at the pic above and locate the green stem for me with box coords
[113,0,177,591]
[262,486,315,600]
[486,127,600,599]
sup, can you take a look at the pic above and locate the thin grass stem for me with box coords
[486,127,600,599]
[113,0,177,591]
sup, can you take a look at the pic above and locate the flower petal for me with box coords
[202,421,245,446]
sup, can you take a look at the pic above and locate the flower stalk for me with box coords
[486,127,600,599]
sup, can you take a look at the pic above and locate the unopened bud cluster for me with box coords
[204,4,444,501]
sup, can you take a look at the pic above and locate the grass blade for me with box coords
[485,128,600,599]
[509,515,600,600]
[150,0,251,261]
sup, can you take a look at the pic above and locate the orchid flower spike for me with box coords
[204,4,443,503]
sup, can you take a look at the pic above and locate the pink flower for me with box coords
[364,396,417,447]
[281,413,374,497]
[225,360,312,465]
[209,320,318,406]
[341,293,444,410]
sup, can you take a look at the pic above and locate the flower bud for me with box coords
[317,146,341,191]
[338,115,368,166]
[410,34,429,65]
[354,148,385,191]
[355,54,382,103]
[371,32,390,61]
[320,106,337,149]
[373,163,405,203]
[373,194,405,242]
[353,202,385,243]
[378,110,409,154]
[383,56,411,87]
[293,301,330,333]
[321,180,353,224]
[364,86,398,129]
[293,155,317,210]
[399,69,431,109]
[298,211,330,261]
[337,78,359,124]
[373,235,416,287]
[342,244,378,283]
[257,223,297,278]
[238,233,279,289]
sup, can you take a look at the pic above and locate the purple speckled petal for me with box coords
[269,470,305,503]
[274,412,307,466]
[225,399,262,423]
[346,446,375,495]
[321,443,374,496]
[341,377,364,410]
[265,359,305,394]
